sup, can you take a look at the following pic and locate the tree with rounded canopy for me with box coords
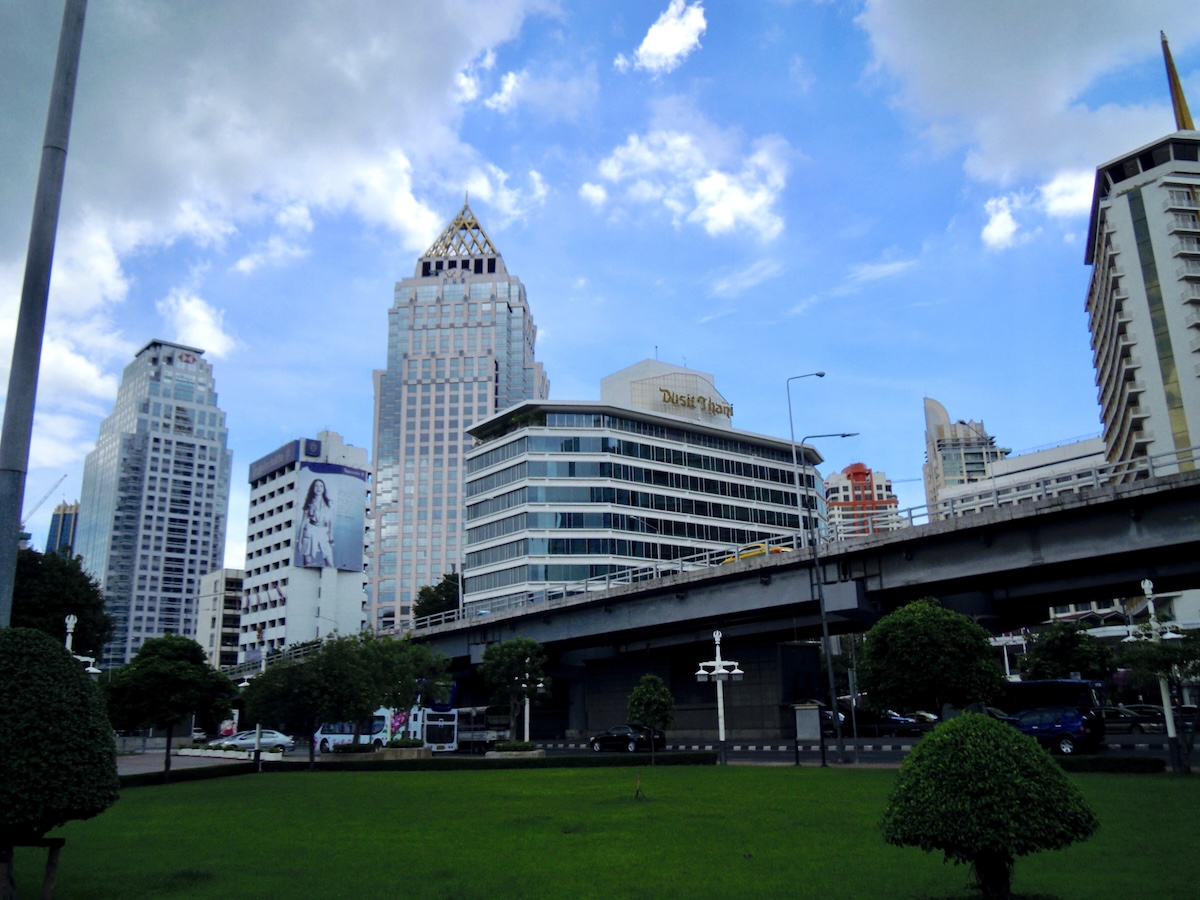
[857,597,1004,716]
[881,713,1099,900]
[105,634,235,780]
[413,573,461,621]
[627,673,674,765]
[0,628,119,895]
[478,637,550,741]
[12,547,112,657]
[1020,620,1116,681]
[242,657,321,767]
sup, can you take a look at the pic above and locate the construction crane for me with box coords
[20,473,67,532]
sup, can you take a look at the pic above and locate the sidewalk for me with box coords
[116,750,243,777]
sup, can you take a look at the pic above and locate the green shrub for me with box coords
[387,737,425,748]
[331,742,375,754]
[495,741,537,752]
[881,712,1098,900]
[0,628,120,846]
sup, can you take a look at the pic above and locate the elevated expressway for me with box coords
[419,468,1200,665]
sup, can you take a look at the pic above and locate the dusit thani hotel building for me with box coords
[461,360,826,611]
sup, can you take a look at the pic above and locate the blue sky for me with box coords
[2,0,1198,567]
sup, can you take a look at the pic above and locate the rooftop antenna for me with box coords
[1162,31,1195,130]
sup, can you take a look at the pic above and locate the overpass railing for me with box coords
[408,444,1195,632]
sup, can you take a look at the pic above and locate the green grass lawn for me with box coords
[14,767,1200,899]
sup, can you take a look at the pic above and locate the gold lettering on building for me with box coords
[658,388,733,418]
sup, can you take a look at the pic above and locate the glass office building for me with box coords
[462,361,824,609]
[370,201,549,630]
[75,340,232,667]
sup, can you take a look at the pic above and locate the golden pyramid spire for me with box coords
[1162,31,1194,131]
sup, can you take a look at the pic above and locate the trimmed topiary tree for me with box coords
[880,713,1098,900]
[0,628,119,894]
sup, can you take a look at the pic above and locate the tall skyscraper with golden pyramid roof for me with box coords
[368,201,549,631]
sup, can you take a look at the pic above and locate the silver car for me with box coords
[208,730,295,753]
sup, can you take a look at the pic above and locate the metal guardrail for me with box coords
[411,445,1198,633]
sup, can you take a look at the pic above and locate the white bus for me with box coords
[314,706,458,753]
[457,705,511,749]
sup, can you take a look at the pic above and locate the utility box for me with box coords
[793,703,822,741]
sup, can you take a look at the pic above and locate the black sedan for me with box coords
[840,706,925,738]
[589,724,666,753]
[1098,706,1164,735]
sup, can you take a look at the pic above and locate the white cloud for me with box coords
[789,55,815,94]
[1039,170,1095,218]
[590,127,790,240]
[275,202,314,233]
[232,235,310,274]
[465,165,548,225]
[982,195,1022,250]
[689,137,788,239]
[710,259,783,298]
[847,259,917,283]
[857,1,1200,187]
[615,0,707,75]
[579,182,608,207]
[485,71,526,112]
[156,288,238,358]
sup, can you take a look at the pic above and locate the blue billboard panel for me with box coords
[294,463,367,572]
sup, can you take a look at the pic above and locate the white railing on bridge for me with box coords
[406,444,1198,633]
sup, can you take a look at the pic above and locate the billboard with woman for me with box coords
[294,462,367,571]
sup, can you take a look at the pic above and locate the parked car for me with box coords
[589,724,666,753]
[982,706,1018,725]
[209,730,295,753]
[1011,707,1104,754]
[1122,703,1196,732]
[1098,706,1164,735]
[841,705,924,738]
[190,727,207,741]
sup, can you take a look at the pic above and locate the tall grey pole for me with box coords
[0,0,89,628]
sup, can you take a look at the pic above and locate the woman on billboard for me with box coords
[299,478,335,567]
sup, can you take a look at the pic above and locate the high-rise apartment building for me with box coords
[370,201,549,631]
[824,463,903,539]
[462,360,824,609]
[46,501,80,553]
[922,397,1009,511]
[240,432,369,662]
[195,567,243,668]
[75,340,232,667]
[1084,36,1200,472]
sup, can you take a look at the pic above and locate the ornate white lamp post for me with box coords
[695,630,744,764]
[514,657,545,742]
[63,614,100,676]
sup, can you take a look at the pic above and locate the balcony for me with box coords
[1173,236,1200,256]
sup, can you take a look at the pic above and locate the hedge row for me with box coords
[120,762,257,789]
[1058,755,1166,774]
[262,751,719,773]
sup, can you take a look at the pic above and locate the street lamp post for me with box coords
[1134,579,1185,772]
[514,657,545,742]
[63,614,100,676]
[794,430,857,765]
[695,629,744,765]
[785,373,824,548]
